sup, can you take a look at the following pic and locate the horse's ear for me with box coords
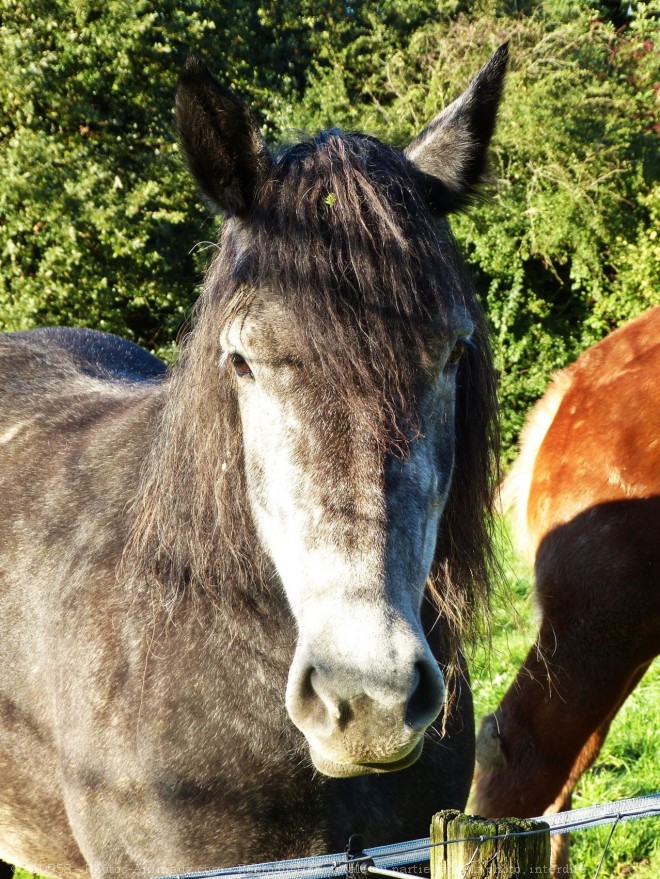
[476,713,508,771]
[404,43,508,215]
[175,57,272,216]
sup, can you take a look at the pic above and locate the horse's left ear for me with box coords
[175,57,272,216]
[405,43,508,214]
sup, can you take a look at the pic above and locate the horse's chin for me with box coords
[309,738,424,778]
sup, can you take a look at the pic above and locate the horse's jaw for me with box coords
[308,737,425,778]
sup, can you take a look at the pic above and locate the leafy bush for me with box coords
[0,0,437,358]
[1,1,211,356]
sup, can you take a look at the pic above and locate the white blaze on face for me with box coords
[221,299,473,775]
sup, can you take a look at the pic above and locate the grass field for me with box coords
[469,523,660,878]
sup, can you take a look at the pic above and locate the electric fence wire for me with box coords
[153,793,660,879]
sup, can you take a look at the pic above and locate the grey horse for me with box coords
[0,46,506,879]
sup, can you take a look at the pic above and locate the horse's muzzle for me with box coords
[285,645,445,777]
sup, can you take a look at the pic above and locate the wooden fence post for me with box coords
[430,811,551,878]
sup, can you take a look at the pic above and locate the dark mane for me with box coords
[125,130,499,656]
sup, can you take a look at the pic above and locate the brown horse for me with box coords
[0,49,507,879]
[474,306,660,868]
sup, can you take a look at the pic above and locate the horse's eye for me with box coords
[231,353,253,378]
[447,340,467,366]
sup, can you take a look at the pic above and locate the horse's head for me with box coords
[173,48,505,778]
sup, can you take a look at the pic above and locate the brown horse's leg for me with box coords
[547,796,571,875]
[544,740,598,874]
[476,626,653,873]
[475,616,653,815]
[544,660,652,873]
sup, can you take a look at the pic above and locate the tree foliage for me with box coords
[0,0,388,354]
[0,0,658,449]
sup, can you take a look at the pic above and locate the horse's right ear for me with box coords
[175,57,272,216]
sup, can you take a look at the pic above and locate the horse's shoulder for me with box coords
[528,307,660,529]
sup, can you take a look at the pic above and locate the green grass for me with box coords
[469,523,660,878]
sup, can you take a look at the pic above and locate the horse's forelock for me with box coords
[218,132,470,450]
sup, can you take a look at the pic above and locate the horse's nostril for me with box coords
[291,657,443,738]
[336,699,353,731]
[299,667,336,732]
[307,669,356,729]
[405,659,445,732]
